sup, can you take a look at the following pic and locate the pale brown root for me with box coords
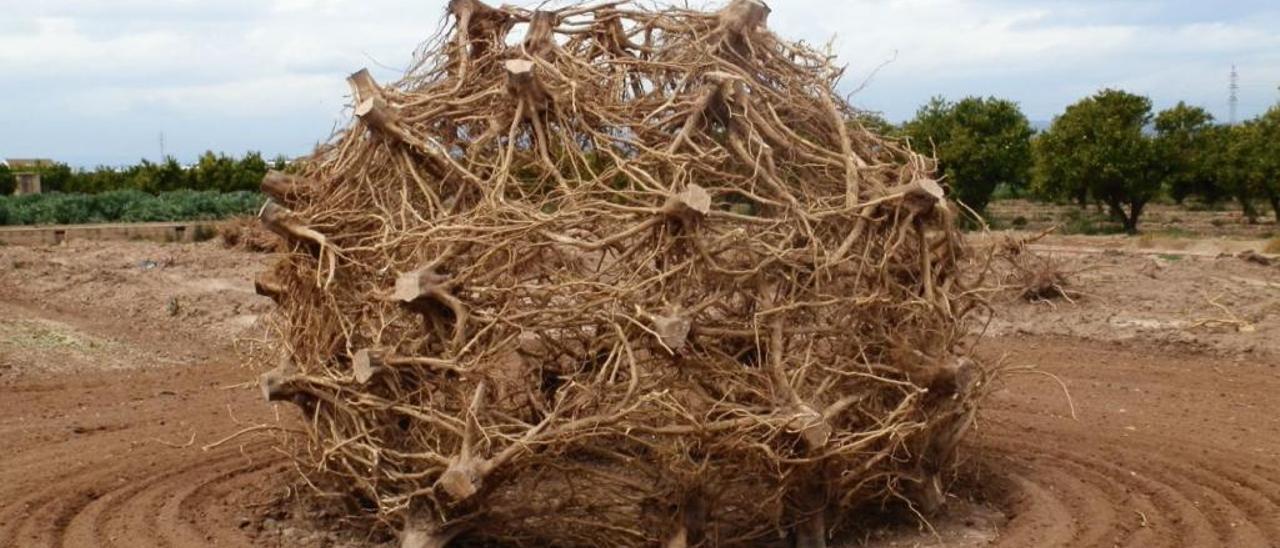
[402,513,466,548]
[260,170,314,205]
[259,364,296,402]
[347,68,381,104]
[660,184,712,224]
[251,1,997,544]
[503,59,551,113]
[352,348,387,384]
[662,525,688,548]
[795,511,827,548]
[649,312,692,353]
[522,11,558,58]
[877,178,945,216]
[253,272,285,304]
[218,215,280,253]
[717,0,771,50]
[786,403,833,450]
[258,201,327,249]
[355,96,402,134]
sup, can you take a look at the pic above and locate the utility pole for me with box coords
[159,132,166,160]
[1229,65,1239,125]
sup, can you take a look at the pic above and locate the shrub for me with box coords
[0,191,265,226]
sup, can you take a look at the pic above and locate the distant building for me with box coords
[3,159,53,195]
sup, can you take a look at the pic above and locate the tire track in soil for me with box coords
[973,337,1280,548]
[10,442,277,548]
[0,356,288,548]
[73,442,279,547]
[4,325,1280,546]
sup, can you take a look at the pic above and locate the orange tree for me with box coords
[903,96,1033,216]
[1033,89,1164,233]
[1154,102,1217,204]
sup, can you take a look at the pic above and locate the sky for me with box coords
[2,0,1278,167]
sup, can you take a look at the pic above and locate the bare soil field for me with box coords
[1,238,1278,547]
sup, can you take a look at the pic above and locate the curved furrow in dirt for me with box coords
[0,437,281,548]
[0,350,285,548]
[164,451,290,545]
[4,303,1280,548]
[133,443,279,547]
[983,438,1204,547]
[974,337,1280,548]
[79,442,279,547]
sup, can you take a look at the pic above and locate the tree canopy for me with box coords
[1,152,289,196]
[0,163,13,196]
[1033,89,1163,233]
[1154,102,1216,204]
[904,96,1033,215]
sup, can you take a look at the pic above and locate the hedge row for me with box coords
[0,190,264,226]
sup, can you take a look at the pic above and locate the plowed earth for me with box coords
[1,239,1277,547]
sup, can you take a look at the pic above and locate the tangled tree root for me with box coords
[1018,264,1072,301]
[995,230,1079,302]
[218,215,280,253]
[253,1,995,545]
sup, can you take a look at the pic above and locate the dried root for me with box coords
[254,1,995,545]
[218,215,281,253]
[994,230,1081,302]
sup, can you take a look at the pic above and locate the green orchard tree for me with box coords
[904,96,1033,214]
[1255,105,1280,221]
[35,162,75,193]
[233,152,270,192]
[1203,122,1271,222]
[1154,102,1217,204]
[191,151,241,192]
[271,154,291,172]
[1031,129,1089,206]
[1033,89,1163,233]
[852,109,897,137]
[0,163,13,195]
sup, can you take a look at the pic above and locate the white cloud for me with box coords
[0,17,193,75]
[66,74,343,118]
[2,0,1278,165]
[759,0,1280,120]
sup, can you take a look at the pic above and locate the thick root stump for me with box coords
[254,0,993,545]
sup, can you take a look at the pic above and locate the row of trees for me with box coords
[0,190,264,226]
[5,97,1276,233]
[893,91,1280,232]
[0,152,288,196]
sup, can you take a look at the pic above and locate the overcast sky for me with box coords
[3,0,1278,167]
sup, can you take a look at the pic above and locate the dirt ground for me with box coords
[982,232,1280,359]
[1,238,1278,547]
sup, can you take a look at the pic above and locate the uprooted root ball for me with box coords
[995,232,1078,302]
[219,215,281,253]
[252,0,994,545]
